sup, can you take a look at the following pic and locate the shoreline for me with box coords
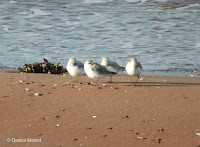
[1,72,200,146]
[0,68,200,78]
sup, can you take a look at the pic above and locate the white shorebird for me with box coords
[126,57,142,84]
[84,59,116,85]
[66,58,85,82]
[101,57,125,82]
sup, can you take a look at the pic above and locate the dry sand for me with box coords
[0,71,200,147]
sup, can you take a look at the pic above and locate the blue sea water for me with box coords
[0,0,200,76]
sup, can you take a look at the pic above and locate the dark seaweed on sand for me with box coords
[18,58,64,74]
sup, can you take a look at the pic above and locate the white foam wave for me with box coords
[2,25,10,32]
[30,8,52,16]
[126,0,168,3]
[126,0,141,2]
[8,1,17,4]
[83,0,113,4]
[17,11,29,15]
[64,21,80,26]
[20,32,41,37]
[38,25,54,30]
[123,43,134,49]
[176,3,200,10]
[195,42,200,48]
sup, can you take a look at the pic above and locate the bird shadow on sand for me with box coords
[109,81,200,87]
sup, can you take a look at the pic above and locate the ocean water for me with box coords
[0,0,200,77]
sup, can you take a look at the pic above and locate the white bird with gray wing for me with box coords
[126,57,142,84]
[84,59,116,85]
[66,58,85,82]
[101,57,125,82]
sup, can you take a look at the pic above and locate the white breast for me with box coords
[67,63,84,77]
[126,62,142,76]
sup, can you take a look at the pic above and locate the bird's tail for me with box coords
[120,67,125,71]
[109,72,117,75]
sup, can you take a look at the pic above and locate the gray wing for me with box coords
[76,61,84,68]
[137,62,142,70]
[92,63,114,74]
[110,61,125,71]
[109,61,120,68]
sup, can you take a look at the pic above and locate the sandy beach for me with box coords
[1,71,200,147]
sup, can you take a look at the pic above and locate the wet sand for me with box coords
[1,71,200,147]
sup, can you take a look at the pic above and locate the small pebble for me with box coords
[124,115,129,118]
[102,84,106,87]
[137,136,146,140]
[54,84,57,87]
[158,128,164,132]
[28,125,32,128]
[56,124,61,127]
[25,88,30,91]
[78,88,82,91]
[140,77,144,81]
[164,80,168,83]
[19,80,23,83]
[154,138,162,143]
[34,93,42,96]
[102,135,107,138]
[86,82,91,85]
[125,90,128,92]
[196,133,200,136]
[93,116,97,118]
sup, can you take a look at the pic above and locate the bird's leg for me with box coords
[109,75,112,83]
[95,79,98,86]
[135,76,139,84]
[74,76,78,83]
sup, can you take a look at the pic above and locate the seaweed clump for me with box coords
[18,58,64,74]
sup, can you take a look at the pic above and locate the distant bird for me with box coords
[126,57,142,84]
[66,58,85,82]
[84,59,116,85]
[101,57,125,82]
